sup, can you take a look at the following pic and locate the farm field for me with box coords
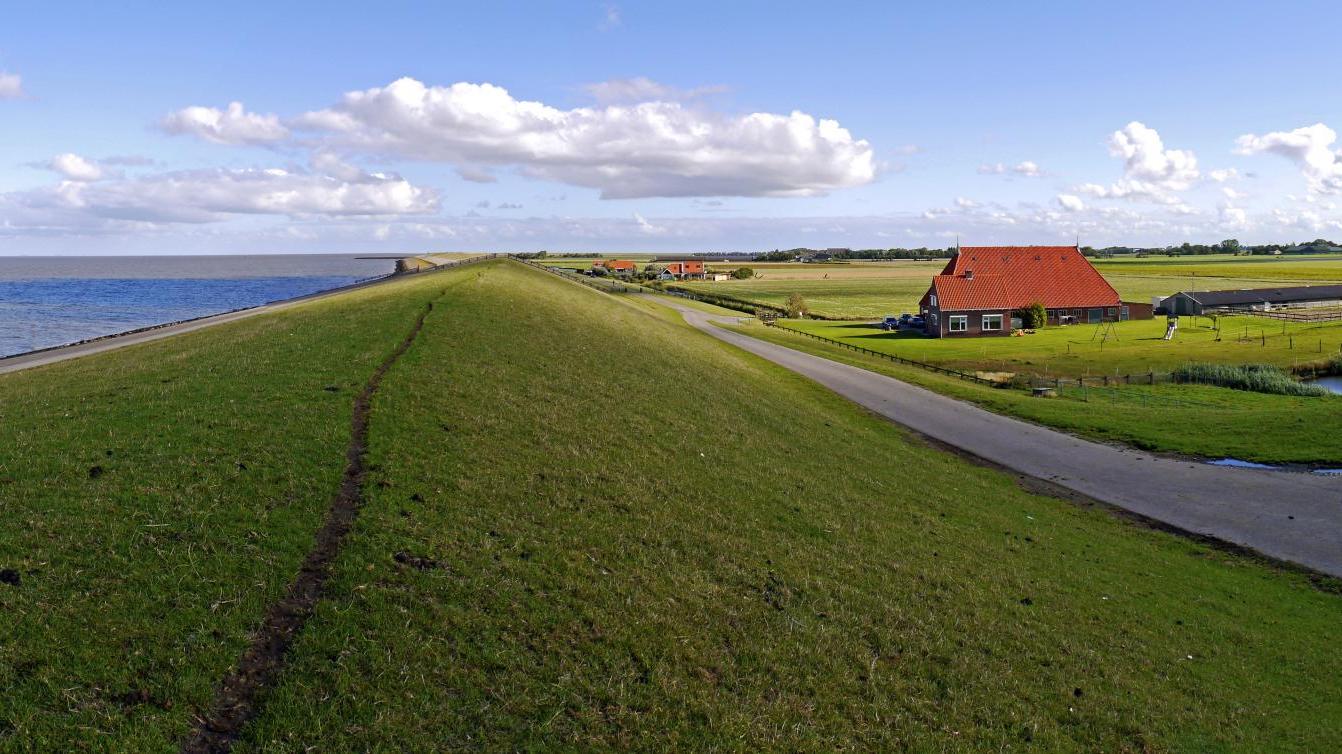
[722,318,1342,465]
[678,254,1342,319]
[3,259,1342,750]
[779,315,1342,379]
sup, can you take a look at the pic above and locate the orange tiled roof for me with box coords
[929,275,1014,310]
[927,246,1119,309]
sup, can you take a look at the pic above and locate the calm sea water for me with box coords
[0,254,397,358]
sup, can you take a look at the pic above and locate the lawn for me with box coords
[3,259,1342,750]
[780,315,1342,379]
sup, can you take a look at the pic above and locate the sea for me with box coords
[0,254,398,358]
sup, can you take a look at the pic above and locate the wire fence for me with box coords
[765,321,998,385]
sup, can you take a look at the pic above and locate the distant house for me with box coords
[709,272,731,281]
[665,261,706,279]
[919,245,1130,337]
[1161,285,1342,316]
[605,260,637,276]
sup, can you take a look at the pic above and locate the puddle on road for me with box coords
[1208,458,1342,476]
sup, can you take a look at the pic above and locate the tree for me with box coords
[642,264,667,280]
[784,292,808,318]
[732,266,754,279]
[1220,239,1241,253]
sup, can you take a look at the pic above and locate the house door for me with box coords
[1087,308,1102,324]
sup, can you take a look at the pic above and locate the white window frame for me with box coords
[981,314,1003,331]
[948,315,968,332]
[930,294,938,307]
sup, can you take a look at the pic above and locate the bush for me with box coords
[732,267,755,279]
[1014,301,1047,329]
[1172,363,1327,397]
[784,292,808,318]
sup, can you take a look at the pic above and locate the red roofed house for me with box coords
[664,261,706,280]
[919,246,1125,337]
[604,259,638,276]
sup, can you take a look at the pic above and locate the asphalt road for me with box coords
[657,298,1342,578]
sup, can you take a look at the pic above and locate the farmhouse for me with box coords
[601,260,637,276]
[664,261,706,280]
[919,245,1130,337]
[1161,284,1342,316]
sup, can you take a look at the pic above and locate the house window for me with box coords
[949,315,968,332]
[1120,305,1130,321]
[930,294,938,307]
[981,314,1003,331]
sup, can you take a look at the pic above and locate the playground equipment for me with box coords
[1163,316,1178,341]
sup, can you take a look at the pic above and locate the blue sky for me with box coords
[3,1,1342,254]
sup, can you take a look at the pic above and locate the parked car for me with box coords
[899,313,913,324]
[878,315,900,331]
[910,315,926,329]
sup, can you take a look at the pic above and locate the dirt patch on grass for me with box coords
[181,295,442,753]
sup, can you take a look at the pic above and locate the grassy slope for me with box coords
[0,270,460,749]
[237,262,1342,752]
[722,319,1342,465]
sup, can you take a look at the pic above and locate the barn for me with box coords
[1161,285,1342,316]
[919,245,1136,337]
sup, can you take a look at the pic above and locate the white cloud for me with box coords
[1220,205,1248,228]
[583,77,727,104]
[1221,186,1248,200]
[294,77,875,199]
[633,212,666,234]
[2,162,438,231]
[0,71,23,99]
[954,197,979,209]
[977,160,1042,177]
[49,153,104,182]
[1235,123,1342,194]
[161,101,290,145]
[1056,194,1085,212]
[599,4,621,30]
[1208,168,1239,182]
[1107,121,1199,190]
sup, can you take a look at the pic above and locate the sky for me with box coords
[3,0,1342,255]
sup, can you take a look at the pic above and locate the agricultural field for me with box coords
[3,259,1342,750]
[677,254,1342,319]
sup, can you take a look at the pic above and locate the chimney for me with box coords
[965,269,974,280]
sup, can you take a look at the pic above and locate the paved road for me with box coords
[656,298,1342,578]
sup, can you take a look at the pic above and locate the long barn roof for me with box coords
[1175,284,1342,307]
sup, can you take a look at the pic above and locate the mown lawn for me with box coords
[0,269,464,748]
[4,260,1342,750]
[237,261,1342,751]
[722,319,1342,465]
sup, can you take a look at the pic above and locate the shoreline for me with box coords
[0,254,493,376]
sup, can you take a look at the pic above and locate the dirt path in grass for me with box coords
[652,296,1342,579]
[180,296,440,753]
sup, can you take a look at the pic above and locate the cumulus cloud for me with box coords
[978,160,1043,177]
[1107,121,1199,190]
[1208,168,1239,182]
[293,77,875,199]
[633,212,666,234]
[1235,123,1342,194]
[1056,194,1085,212]
[2,162,438,232]
[0,71,23,99]
[584,77,727,104]
[161,101,290,145]
[49,153,104,182]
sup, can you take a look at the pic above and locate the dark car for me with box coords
[909,315,926,329]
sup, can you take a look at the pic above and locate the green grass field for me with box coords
[678,255,1342,319]
[3,260,1342,750]
[722,319,1342,465]
[781,315,1342,379]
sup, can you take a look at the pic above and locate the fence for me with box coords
[510,257,651,294]
[660,285,786,317]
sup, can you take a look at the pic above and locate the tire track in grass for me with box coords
[181,293,444,753]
